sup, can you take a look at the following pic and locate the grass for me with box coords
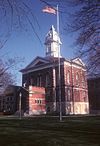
[0,116,100,146]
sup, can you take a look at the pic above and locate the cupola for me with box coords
[45,25,62,58]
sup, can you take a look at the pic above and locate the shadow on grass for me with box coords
[0,116,100,146]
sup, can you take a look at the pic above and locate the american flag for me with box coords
[42,6,56,14]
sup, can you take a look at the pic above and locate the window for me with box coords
[65,88,71,101]
[67,89,71,101]
[30,78,33,85]
[7,97,9,101]
[46,44,51,55]
[35,99,42,104]
[76,73,79,80]
[37,76,42,87]
[67,71,70,84]
[10,97,12,101]
[56,72,59,85]
[82,91,88,102]
[76,72,79,85]
[75,90,80,101]
[46,74,50,87]
[39,100,42,104]
[46,74,48,87]
[82,74,85,87]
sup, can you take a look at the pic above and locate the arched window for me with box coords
[76,73,79,80]
[82,91,87,102]
[82,74,85,87]
[67,89,71,101]
[67,71,70,84]
[76,72,79,85]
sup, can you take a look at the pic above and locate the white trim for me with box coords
[29,103,46,106]
[72,58,86,66]
[22,62,64,74]
[25,57,49,69]
[65,101,89,114]
[64,61,71,66]
[34,98,45,101]
[64,61,86,71]
[73,87,88,91]
[22,58,86,75]
[64,62,86,70]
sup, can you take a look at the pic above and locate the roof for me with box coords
[20,56,86,74]
[20,56,66,73]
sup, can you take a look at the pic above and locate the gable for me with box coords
[24,56,50,70]
[35,61,44,66]
[72,58,85,66]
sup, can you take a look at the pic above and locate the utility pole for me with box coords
[57,5,62,121]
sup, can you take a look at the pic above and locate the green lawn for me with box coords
[0,116,100,146]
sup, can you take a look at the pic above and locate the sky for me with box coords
[0,0,77,86]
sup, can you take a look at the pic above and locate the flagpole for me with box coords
[57,5,62,121]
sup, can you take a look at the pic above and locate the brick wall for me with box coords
[27,86,46,115]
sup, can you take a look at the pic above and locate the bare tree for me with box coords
[66,0,100,76]
[0,72,14,94]
[0,57,24,94]
[0,59,14,94]
[0,0,39,91]
[0,0,42,48]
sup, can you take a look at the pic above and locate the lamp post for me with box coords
[19,92,22,119]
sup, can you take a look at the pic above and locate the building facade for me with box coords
[88,76,100,114]
[1,85,20,114]
[21,25,89,115]
[2,85,28,115]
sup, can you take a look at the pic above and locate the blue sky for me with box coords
[1,0,76,85]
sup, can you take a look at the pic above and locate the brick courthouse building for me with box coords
[21,26,89,115]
